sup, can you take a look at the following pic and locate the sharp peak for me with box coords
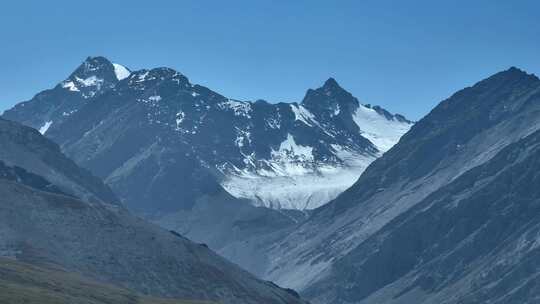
[507,66,526,73]
[322,77,341,89]
[489,66,538,81]
[68,56,117,79]
[315,77,352,96]
[80,56,116,68]
[84,55,112,62]
[465,66,540,93]
[80,56,131,72]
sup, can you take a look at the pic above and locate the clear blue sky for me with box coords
[1,0,539,120]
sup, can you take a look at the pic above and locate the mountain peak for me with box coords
[73,56,116,77]
[55,56,119,98]
[301,77,358,113]
[323,77,340,88]
[486,66,539,85]
[84,55,113,65]
[320,77,349,96]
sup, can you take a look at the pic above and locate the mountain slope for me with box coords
[0,120,307,304]
[0,179,305,304]
[0,258,213,304]
[311,119,540,304]
[0,117,118,204]
[251,67,540,301]
[3,56,411,211]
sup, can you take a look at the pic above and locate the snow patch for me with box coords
[75,76,103,87]
[148,95,162,102]
[62,110,77,116]
[235,128,252,148]
[353,104,412,152]
[135,71,149,82]
[272,133,314,164]
[219,99,252,117]
[39,121,53,134]
[113,63,131,80]
[61,81,80,92]
[290,104,316,126]
[333,104,341,116]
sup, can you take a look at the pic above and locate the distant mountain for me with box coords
[244,67,540,303]
[3,56,411,212]
[0,119,307,304]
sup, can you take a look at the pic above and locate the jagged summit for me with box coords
[322,77,341,90]
[490,66,538,83]
[69,56,131,82]
[301,77,358,115]
[3,56,413,211]
[67,56,117,81]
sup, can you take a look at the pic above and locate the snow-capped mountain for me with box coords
[3,56,412,211]
[226,67,540,304]
[6,57,130,135]
[220,79,412,210]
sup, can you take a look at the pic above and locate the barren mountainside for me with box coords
[225,67,540,304]
[0,119,307,304]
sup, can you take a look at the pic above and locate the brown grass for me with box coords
[0,258,214,304]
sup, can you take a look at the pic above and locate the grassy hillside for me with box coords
[0,258,213,304]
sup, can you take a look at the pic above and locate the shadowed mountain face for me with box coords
[0,117,118,204]
[312,120,540,304]
[229,67,540,303]
[0,120,307,304]
[3,56,411,212]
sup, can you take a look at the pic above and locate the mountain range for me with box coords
[3,56,412,212]
[4,56,540,304]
